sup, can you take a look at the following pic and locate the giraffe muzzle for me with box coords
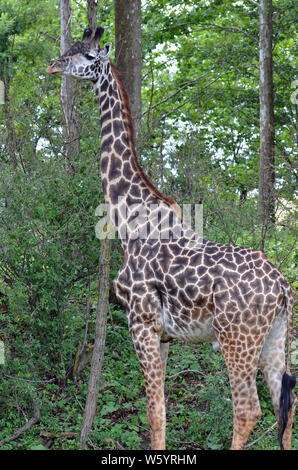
[46,60,64,75]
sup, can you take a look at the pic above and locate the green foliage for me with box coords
[0,0,297,451]
[0,156,103,376]
[0,306,297,450]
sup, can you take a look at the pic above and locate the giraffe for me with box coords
[46,26,296,450]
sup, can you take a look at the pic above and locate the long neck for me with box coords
[94,60,180,244]
[95,60,142,205]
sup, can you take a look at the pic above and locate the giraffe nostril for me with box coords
[46,59,64,75]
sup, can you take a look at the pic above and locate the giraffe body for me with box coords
[46,26,296,450]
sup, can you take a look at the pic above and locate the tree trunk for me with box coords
[258,0,275,229]
[115,0,142,149]
[60,0,80,164]
[87,0,98,32]
[80,236,111,449]
[1,74,18,170]
[80,1,112,449]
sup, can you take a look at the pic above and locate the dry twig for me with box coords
[244,422,277,449]
[0,397,40,447]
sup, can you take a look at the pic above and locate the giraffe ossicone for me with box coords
[47,26,296,450]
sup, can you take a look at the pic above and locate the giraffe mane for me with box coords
[110,62,182,219]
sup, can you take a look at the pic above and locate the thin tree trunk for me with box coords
[80,237,111,449]
[79,0,113,449]
[0,68,19,170]
[87,0,98,32]
[258,0,275,232]
[115,0,142,149]
[60,0,80,164]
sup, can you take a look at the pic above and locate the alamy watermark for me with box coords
[0,80,4,105]
[95,201,204,248]
[291,80,298,105]
[0,341,4,365]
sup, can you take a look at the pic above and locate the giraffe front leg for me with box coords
[130,320,166,450]
[160,341,169,382]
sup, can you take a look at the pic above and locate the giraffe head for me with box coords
[46,26,112,81]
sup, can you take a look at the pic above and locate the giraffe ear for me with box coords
[82,28,93,42]
[99,42,112,60]
[94,26,105,41]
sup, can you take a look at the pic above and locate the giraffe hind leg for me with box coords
[259,311,297,450]
[213,328,263,449]
[229,368,262,450]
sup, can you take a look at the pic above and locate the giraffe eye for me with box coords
[85,53,95,61]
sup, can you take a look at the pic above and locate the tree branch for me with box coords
[203,23,257,41]
[158,22,257,41]
[246,0,260,7]
[142,73,210,118]
[158,74,227,121]
[0,397,40,446]
[167,369,205,379]
[244,422,277,449]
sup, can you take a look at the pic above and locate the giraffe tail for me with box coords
[278,287,296,450]
[278,372,296,449]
